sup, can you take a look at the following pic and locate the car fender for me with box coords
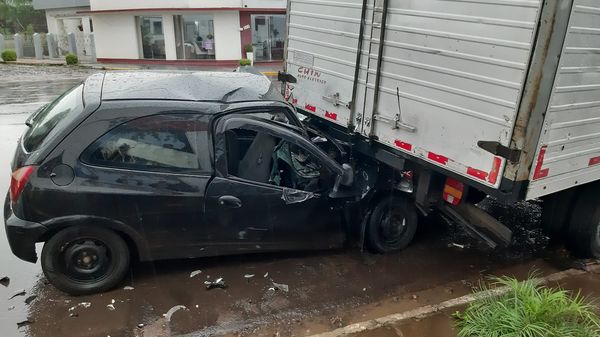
[39,215,152,261]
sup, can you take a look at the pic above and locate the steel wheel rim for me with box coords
[59,238,111,283]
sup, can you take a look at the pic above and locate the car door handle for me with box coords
[218,195,242,209]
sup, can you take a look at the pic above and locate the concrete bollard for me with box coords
[47,33,58,58]
[14,33,24,59]
[89,33,96,63]
[67,32,77,55]
[0,33,4,54]
[33,33,43,59]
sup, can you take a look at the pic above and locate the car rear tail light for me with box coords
[443,177,464,206]
[10,166,36,202]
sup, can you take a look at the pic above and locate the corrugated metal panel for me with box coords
[285,0,544,189]
[357,0,542,188]
[527,0,600,199]
[284,0,365,127]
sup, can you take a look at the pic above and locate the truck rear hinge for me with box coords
[477,141,521,163]
[323,92,351,109]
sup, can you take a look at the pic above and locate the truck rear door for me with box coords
[285,0,544,189]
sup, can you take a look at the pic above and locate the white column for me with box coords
[82,16,92,35]
[162,14,177,60]
[213,11,242,61]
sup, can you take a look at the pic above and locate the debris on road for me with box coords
[9,289,26,299]
[272,282,289,293]
[137,323,145,328]
[264,272,269,278]
[68,302,92,312]
[123,286,135,290]
[17,319,34,328]
[107,304,115,311]
[69,312,78,318]
[24,295,37,305]
[8,305,15,311]
[244,274,255,279]
[0,276,10,287]
[330,316,343,328]
[163,305,187,322]
[450,242,466,249]
[190,270,202,278]
[205,277,227,290]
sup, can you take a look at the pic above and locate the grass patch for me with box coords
[455,275,600,337]
[2,49,17,62]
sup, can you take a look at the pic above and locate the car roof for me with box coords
[99,70,285,104]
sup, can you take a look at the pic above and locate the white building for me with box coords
[33,0,95,58]
[81,0,287,65]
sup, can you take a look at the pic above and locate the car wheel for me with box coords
[41,226,130,295]
[367,195,418,253]
[567,183,600,258]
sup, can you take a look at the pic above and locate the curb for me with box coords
[309,263,600,337]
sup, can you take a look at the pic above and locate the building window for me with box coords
[174,15,215,60]
[138,16,166,59]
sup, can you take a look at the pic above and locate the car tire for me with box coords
[41,226,130,295]
[566,183,600,258]
[366,195,418,253]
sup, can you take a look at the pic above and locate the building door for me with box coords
[251,15,285,61]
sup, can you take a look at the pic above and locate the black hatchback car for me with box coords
[5,71,417,295]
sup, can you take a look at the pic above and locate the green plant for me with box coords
[1,49,17,61]
[65,53,78,65]
[239,58,251,66]
[455,275,600,337]
[244,44,253,53]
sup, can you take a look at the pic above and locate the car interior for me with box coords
[224,128,332,193]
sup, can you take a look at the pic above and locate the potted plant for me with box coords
[244,44,254,65]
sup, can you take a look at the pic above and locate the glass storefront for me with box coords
[174,15,216,60]
[251,15,286,61]
[138,16,166,59]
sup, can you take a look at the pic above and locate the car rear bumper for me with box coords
[4,194,47,263]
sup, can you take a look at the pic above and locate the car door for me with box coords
[204,114,347,253]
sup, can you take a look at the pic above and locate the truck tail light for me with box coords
[443,177,464,206]
[10,166,36,202]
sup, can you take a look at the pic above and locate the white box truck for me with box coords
[279,0,600,256]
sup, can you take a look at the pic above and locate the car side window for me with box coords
[223,127,333,193]
[82,114,211,173]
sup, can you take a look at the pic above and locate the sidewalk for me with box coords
[316,262,600,337]
[7,58,65,66]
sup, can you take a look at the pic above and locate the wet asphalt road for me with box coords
[0,64,568,337]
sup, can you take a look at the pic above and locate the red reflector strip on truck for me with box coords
[488,157,502,185]
[325,111,338,121]
[589,156,600,167]
[428,152,449,165]
[394,140,412,151]
[466,167,488,181]
[305,104,316,112]
[532,145,549,180]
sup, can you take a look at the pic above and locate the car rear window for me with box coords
[23,84,84,153]
[81,114,210,174]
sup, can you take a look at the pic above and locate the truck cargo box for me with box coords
[283,0,600,200]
